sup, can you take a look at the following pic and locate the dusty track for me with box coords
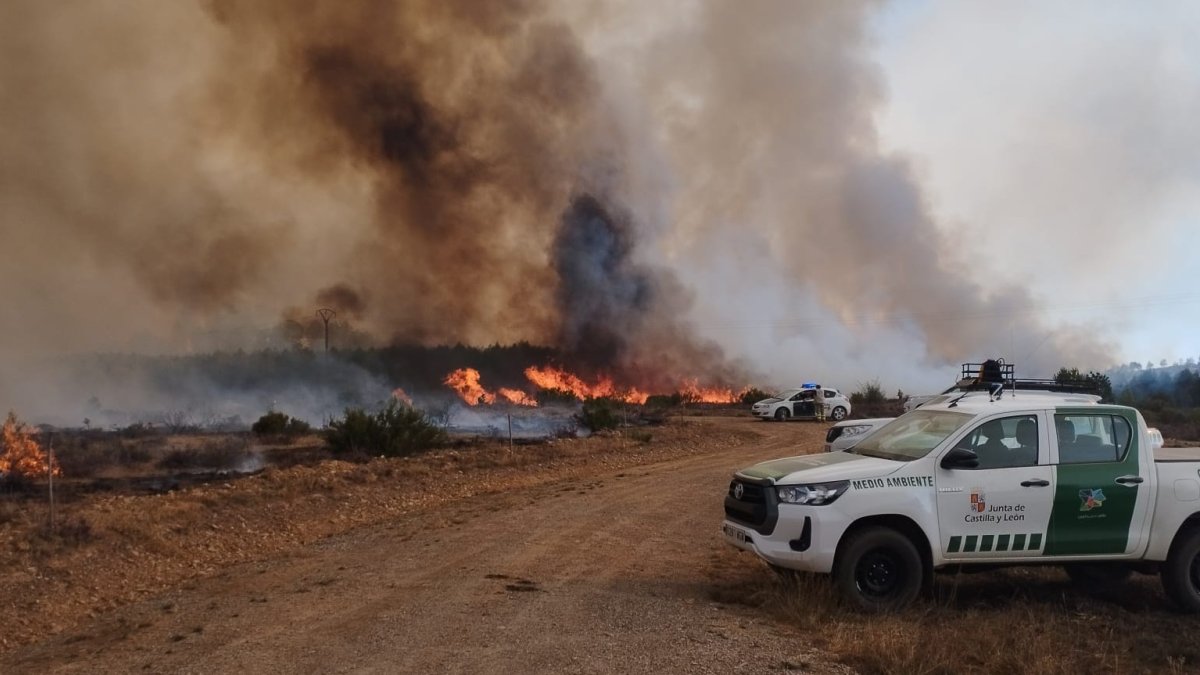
[2,418,843,674]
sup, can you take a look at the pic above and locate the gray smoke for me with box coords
[583,0,1116,383]
[1,0,1145,421]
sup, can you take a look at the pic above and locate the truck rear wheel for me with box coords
[1161,527,1200,612]
[834,526,924,612]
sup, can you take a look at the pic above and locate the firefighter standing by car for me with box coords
[813,384,826,421]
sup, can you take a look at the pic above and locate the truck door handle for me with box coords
[1020,479,1050,487]
[1115,475,1144,485]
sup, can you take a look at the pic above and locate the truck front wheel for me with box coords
[1162,527,1200,612]
[834,526,924,612]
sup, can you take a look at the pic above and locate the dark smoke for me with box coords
[0,0,1126,423]
[199,0,604,352]
[196,0,743,385]
[554,194,651,369]
[315,284,367,320]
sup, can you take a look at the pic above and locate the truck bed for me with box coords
[1155,447,1200,462]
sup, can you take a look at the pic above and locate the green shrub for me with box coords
[852,380,886,405]
[251,411,312,437]
[1054,367,1114,402]
[644,393,683,408]
[325,400,446,457]
[579,397,622,432]
[740,387,771,405]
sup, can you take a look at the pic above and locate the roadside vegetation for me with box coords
[325,400,447,457]
[709,554,1200,675]
[251,411,312,438]
[1113,365,1200,442]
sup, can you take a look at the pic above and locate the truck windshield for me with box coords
[851,410,972,462]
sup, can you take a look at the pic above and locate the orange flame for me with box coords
[679,380,741,404]
[391,387,414,406]
[444,368,495,405]
[443,366,743,408]
[498,388,538,407]
[523,366,648,404]
[443,368,537,407]
[0,412,59,478]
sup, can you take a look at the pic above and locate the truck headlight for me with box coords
[839,424,874,437]
[776,481,849,505]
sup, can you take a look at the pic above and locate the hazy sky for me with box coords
[2,0,1197,409]
[871,0,1200,367]
[576,0,1200,392]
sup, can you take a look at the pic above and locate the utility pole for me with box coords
[317,308,336,353]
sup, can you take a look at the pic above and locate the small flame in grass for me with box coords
[0,412,59,478]
[391,387,414,406]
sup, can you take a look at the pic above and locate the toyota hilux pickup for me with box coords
[722,384,1200,612]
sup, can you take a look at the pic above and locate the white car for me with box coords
[823,418,894,452]
[1148,427,1164,450]
[751,387,852,422]
[903,394,946,412]
[723,388,1200,612]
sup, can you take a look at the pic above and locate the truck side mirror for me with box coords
[940,447,979,470]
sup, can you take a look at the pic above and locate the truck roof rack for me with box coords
[945,360,1101,398]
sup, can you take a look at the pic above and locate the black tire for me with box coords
[774,407,790,422]
[1064,564,1132,588]
[1161,527,1200,612]
[831,406,848,421]
[834,526,925,612]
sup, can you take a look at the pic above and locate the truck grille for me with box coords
[724,478,778,535]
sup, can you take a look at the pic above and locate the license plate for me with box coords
[723,523,751,544]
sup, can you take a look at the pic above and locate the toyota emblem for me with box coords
[733,483,744,500]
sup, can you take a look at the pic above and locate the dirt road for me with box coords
[3,418,842,674]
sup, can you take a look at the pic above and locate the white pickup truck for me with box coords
[722,388,1200,611]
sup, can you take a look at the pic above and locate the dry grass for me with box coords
[0,418,758,652]
[711,558,1200,674]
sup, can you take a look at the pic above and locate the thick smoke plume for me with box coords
[197,0,729,382]
[0,0,1119,421]
[553,193,738,389]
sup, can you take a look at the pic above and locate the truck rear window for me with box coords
[1054,414,1132,464]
